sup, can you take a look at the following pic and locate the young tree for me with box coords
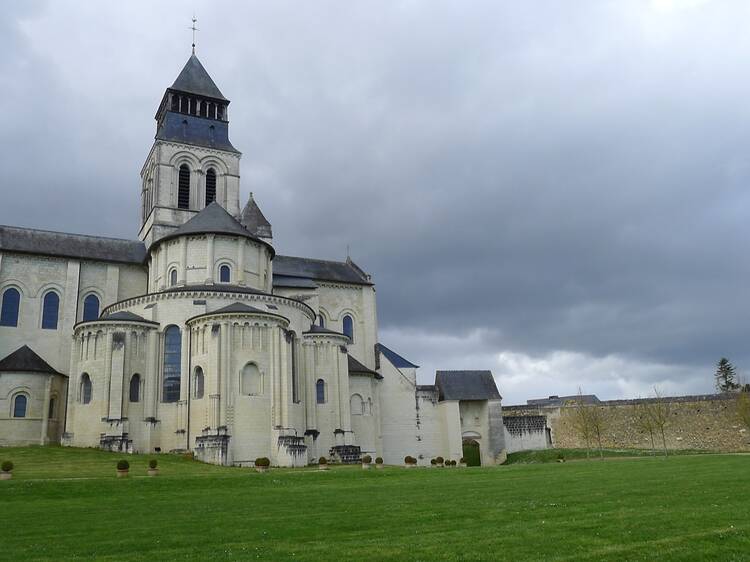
[587,405,609,459]
[737,390,750,433]
[646,387,671,456]
[632,400,657,455]
[571,388,594,458]
[715,358,740,393]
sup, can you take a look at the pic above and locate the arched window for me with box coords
[13,394,27,418]
[162,326,182,402]
[80,373,92,404]
[82,294,99,322]
[178,164,190,209]
[219,264,230,283]
[48,397,56,419]
[169,268,178,286]
[316,379,326,404]
[342,315,354,341]
[41,291,60,330]
[194,367,204,399]
[241,363,261,395]
[0,288,20,327]
[129,374,141,403]
[317,314,325,328]
[350,394,364,416]
[205,168,216,205]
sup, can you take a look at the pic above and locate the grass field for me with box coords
[1,447,749,561]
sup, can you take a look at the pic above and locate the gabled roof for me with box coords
[0,345,64,376]
[376,343,419,369]
[170,54,227,101]
[156,202,274,256]
[273,275,318,289]
[211,303,267,315]
[273,255,372,286]
[103,311,155,323]
[239,193,272,239]
[435,370,501,401]
[0,225,146,264]
[348,355,383,379]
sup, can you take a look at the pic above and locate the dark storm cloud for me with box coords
[3,0,749,401]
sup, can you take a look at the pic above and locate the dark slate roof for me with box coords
[376,343,419,369]
[162,284,269,296]
[103,311,155,323]
[239,193,272,239]
[0,225,146,264]
[156,112,239,153]
[303,324,347,337]
[156,202,274,256]
[171,54,227,101]
[0,345,64,376]
[272,275,318,289]
[435,371,501,401]
[211,303,267,315]
[348,355,383,379]
[273,255,372,285]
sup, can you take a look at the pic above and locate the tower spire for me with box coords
[189,15,199,54]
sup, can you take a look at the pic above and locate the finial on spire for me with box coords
[190,15,199,54]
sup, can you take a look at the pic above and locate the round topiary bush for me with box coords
[362,455,372,464]
[319,456,328,465]
[451,460,457,466]
[255,457,270,468]
[375,457,383,465]
[148,459,158,469]
[117,460,129,471]
[436,456,444,465]
[460,457,466,464]
[1,460,13,472]
[404,455,417,465]
[430,458,437,465]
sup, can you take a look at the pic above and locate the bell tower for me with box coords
[139,52,242,247]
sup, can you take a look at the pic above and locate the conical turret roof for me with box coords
[171,54,227,101]
[239,193,273,239]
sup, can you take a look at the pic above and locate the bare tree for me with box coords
[646,387,671,456]
[632,400,657,455]
[571,388,594,458]
[587,405,609,459]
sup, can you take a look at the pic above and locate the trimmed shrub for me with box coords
[1,461,13,472]
[375,457,383,465]
[255,457,270,468]
[404,455,417,465]
[117,460,129,471]
[436,456,444,465]
[319,457,328,465]
[362,455,372,464]
[430,458,437,465]
[450,460,457,466]
[148,459,158,469]
[460,457,466,464]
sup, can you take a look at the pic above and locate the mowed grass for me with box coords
[1,448,749,561]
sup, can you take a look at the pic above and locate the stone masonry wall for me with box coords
[505,394,750,452]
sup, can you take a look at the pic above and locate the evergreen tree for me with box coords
[715,358,740,392]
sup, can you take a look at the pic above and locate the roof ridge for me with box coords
[276,254,356,267]
[0,224,140,244]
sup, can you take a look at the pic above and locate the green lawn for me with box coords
[1,447,749,561]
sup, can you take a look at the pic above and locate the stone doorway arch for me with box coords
[462,438,481,467]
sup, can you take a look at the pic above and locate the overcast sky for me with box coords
[3,0,750,403]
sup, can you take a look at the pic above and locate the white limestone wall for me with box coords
[349,374,379,456]
[377,358,421,465]
[317,283,378,370]
[0,251,147,377]
[0,372,67,446]
[149,234,271,293]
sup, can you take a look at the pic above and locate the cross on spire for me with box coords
[189,15,199,54]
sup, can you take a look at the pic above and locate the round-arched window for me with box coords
[342,315,354,341]
[219,264,231,283]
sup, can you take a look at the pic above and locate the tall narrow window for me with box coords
[41,291,59,330]
[80,373,92,404]
[219,264,230,283]
[178,164,190,209]
[129,374,141,402]
[13,395,27,418]
[342,315,354,341]
[162,326,182,402]
[170,269,178,286]
[48,397,56,419]
[0,288,20,327]
[205,168,216,205]
[291,335,298,403]
[194,367,205,399]
[82,295,99,322]
[316,379,326,404]
[317,314,325,328]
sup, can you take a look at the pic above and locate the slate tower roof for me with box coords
[239,193,273,239]
[171,54,228,100]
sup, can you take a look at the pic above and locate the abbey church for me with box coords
[0,52,505,466]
